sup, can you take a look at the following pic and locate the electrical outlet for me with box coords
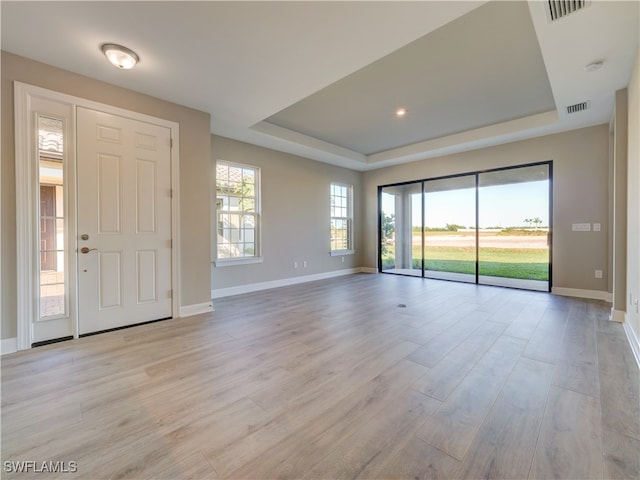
[303,261,308,268]
[341,256,345,263]
[294,261,298,269]
[595,270,603,279]
[593,223,601,232]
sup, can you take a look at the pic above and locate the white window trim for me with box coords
[329,249,355,257]
[330,182,355,255]
[214,256,264,267]
[215,160,261,265]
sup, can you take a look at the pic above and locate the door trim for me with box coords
[14,82,181,350]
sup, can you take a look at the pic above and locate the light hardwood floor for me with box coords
[2,274,639,479]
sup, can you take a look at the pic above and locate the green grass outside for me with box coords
[381,246,549,281]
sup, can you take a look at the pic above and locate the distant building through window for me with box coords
[215,161,260,262]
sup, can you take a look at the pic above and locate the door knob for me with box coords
[80,247,97,254]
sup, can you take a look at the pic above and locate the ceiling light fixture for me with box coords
[101,43,139,70]
[396,108,407,118]
[584,60,604,72]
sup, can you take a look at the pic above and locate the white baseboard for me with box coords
[359,267,378,274]
[551,287,613,302]
[212,268,370,299]
[610,308,626,323]
[1,337,17,356]
[622,315,640,370]
[179,302,214,318]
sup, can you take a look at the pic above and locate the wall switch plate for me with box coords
[593,223,601,232]
[303,261,308,268]
[572,223,591,232]
[294,261,298,269]
[595,270,603,279]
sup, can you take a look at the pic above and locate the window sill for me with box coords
[330,250,355,257]
[214,257,264,267]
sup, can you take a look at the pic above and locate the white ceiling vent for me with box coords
[547,0,590,22]
[566,101,590,114]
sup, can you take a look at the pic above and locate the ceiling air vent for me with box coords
[566,101,590,114]
[548,0,589,22]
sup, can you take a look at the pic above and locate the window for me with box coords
[38,115,68,319]
[330,183,354,255]
[215,161,261,265]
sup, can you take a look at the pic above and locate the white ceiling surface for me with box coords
[2,1,638,171]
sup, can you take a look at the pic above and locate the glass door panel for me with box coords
[424,175,476,283]
[380,182,422,276]
[380,189,397,272]
[478,164,550,291]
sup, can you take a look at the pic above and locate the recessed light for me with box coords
[396,108,407,118]
[101,43,139,70]
[584,60,604,72]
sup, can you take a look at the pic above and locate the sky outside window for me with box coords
[381,180,549,229]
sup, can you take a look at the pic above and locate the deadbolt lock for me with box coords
[81,234,89,241]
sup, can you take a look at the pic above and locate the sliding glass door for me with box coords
[379,183,422,276]
[424,175,476,283]
[478,164,550,291]
[378,162,551,292]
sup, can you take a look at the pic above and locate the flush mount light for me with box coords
[584,60,604,72]
[101,43,139,69]
[395,108,407,118]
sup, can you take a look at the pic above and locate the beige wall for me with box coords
[211,135,363,291]
[626,46,640,341]
[1,52,212,340]
[363,125,611,293]
[612,90,628,314]
[1,51,631,342]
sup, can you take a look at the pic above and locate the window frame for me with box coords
[330,182,355,256]
[214,160,263,267]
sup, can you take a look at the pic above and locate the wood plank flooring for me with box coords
[2,273,639,479]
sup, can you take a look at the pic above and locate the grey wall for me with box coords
[1,52,212,339]
[363,125,611,293]
[211,135,363,291]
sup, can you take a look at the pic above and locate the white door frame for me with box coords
[14,82,181,350]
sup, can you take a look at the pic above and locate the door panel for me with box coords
[97,153,121,233]
[77,108,172,335]
[424,175,476,283]
[478,164,550,291]
[379,183,422,276]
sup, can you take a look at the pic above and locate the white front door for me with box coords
[76,107,173,335]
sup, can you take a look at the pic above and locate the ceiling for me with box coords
[2,1,638,171]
